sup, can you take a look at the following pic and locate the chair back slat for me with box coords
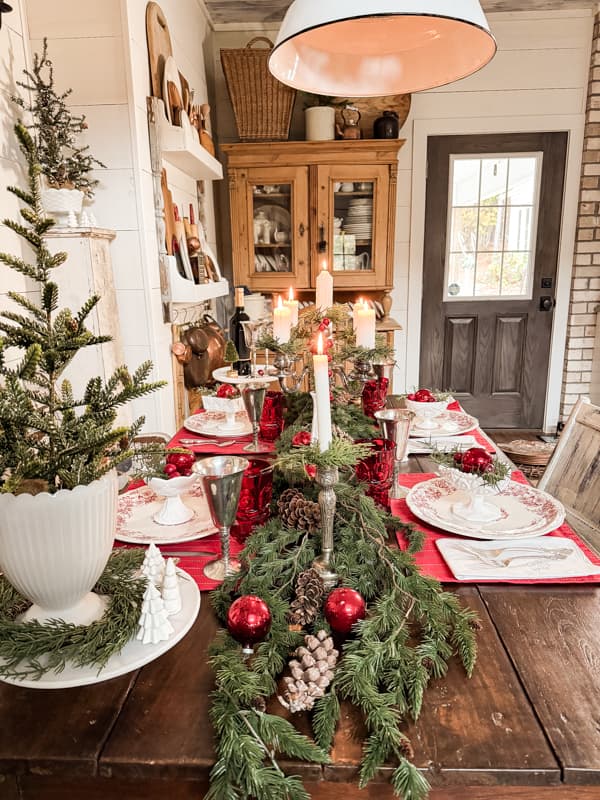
[538,399,600,537]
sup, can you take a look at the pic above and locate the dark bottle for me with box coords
[373,110,399,139]
[229,287,251,376]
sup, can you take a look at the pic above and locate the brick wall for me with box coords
[561,11,600,421]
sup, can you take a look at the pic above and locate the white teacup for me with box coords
[340,182,354,192]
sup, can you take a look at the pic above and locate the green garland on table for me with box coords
[0,548,146,680]
[281,391,376,440]
[208,478,479,800]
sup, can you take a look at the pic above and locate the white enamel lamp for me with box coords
[269,0,497,97]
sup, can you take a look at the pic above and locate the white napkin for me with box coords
[436,536,600,581]
[408,435,479,454]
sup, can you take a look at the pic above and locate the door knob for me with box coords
[539,296,555,312]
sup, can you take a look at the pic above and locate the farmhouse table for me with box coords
[1,454,600,800]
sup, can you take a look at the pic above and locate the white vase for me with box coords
[41,187,84,223]
[305,107,335,141]
[0,471,118,625]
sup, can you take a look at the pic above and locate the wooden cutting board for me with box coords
[161,168,175,256]
[146,2,173,100]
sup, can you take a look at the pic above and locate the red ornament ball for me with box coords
[292,430,312,447]
[414,388,434,402]
[460,447,493,474]
[324,588,366,635]
[227,595,272,654]
[166,451,194,471]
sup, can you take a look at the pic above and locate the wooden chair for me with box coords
[538,397,600,549]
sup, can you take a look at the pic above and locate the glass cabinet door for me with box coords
[243,166,309,290]
[317,165,390,289]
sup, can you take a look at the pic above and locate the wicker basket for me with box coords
[220,37,296,142]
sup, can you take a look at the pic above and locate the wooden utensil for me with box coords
[161,168,175,256]
[179,71,191,115]
[199,103,215,156]
[146,2,173,99]
[167,80,183,126]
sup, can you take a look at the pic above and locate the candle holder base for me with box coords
[311,557,338,589]
[311,466,339,590]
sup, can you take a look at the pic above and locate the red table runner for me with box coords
[393,472,600,584]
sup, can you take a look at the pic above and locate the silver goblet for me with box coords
[193,456,249,581]
[374,409,414,499]
[242,384,267,452]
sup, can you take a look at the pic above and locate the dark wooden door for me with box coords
[420,133,567,428]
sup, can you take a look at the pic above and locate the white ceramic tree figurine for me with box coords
[137,581,174,645]
[161,558,182,616]
[141,542,165,586]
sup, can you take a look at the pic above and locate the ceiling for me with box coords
[205,0,594,25]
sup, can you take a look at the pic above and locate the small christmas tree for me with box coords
[161,558,182,616]
[224,339,239,376]
[136,582,174,645]
[0,123,164,494]
[141,543,166,586]
[12,38,105,196]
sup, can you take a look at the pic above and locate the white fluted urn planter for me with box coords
[0,470,118,625]
[41,187,84,223]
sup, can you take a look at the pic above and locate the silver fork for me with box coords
[179,438,238,447]
[459,544,572,567]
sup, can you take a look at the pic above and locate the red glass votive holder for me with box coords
[259,391,285,442]
[361,377,389,418]
[232,459,274,543]
[354,438,395,509]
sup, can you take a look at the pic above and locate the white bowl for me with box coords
[148,474,198,525]
[405,397,449,428]
[436,463,511,523]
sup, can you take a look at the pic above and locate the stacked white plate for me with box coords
[344,198,372,238]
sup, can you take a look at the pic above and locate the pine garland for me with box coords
[0,549,146,680]
[276,436,373,475]
[209,481,479,800]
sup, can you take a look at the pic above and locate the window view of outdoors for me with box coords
[446,155,540,299]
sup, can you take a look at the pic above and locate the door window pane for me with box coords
[444,153,541,300]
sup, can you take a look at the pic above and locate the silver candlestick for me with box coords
[242,384,267,452]
[272,352,310,394]
[193,456,249,581]
[312,466,339,589]
[374,409,414,498]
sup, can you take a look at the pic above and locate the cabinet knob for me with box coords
[298,222,306,237]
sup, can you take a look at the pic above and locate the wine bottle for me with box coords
[229,287,251,376]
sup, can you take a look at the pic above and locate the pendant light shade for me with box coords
[269,0,497,97]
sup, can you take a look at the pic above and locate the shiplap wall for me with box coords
[2,0,217,433]
[0,0,37,366]
[212,9,591,430]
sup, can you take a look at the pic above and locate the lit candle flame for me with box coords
[317,332,323,356]
[288,286,294,301]
[277,295,283,310]
[321,258,328,272]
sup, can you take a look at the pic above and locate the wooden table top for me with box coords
[2,455,600,800]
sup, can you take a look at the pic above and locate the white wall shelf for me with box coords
[155,101,222,181]
[161,254,228,305]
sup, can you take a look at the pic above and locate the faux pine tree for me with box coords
[12,38,104,196]
[0,122,163,494]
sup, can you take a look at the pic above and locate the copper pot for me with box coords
[181,315,226,388]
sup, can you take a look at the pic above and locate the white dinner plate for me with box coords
[115,484,217,545]
[184,411,252,437]
[409,410,478,438]
[0,568,200,688]
[406,477,565,540]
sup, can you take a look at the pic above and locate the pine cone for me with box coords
[332,424,353,443]
[288,568,326,627]
[278,630,339,713]
[278,488,321,533]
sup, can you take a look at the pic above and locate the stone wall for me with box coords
[561,9,600,421]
